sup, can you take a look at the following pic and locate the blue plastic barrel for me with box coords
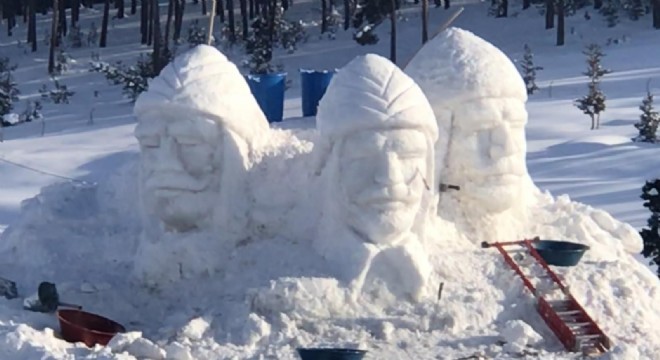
[297,348,367,360]
[300,69,335,117]
[245,72,287,123]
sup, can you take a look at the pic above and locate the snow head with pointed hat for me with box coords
[133,45,269,235]
[315,54,438,300]
[406,28,530,216]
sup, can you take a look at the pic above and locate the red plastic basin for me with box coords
[57,309,126,347]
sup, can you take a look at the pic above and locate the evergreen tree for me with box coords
[599,0,619,27]
[633,89,660,142]
[0,57,20,117]
[640,179,660,278]
[574,43,611,130]
[520,44,543,95]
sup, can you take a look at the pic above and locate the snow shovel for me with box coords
[0,276,18,299]
[23,282,82,313]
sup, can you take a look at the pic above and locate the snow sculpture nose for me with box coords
[489,124,517,159]
[153,137,184,172]
[374,153,405,185]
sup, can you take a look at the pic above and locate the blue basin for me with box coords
[533,240,589,267]
[297,348,367,360]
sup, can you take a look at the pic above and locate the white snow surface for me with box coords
[0,12,659,360]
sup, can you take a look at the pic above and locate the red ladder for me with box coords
[482,238,611,355]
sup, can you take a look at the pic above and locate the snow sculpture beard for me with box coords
[441,98,528,215]
[338,129,429,245]
[136,111,222,232]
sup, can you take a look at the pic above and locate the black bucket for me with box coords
[297,348,367,360]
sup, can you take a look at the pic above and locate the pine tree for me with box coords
[599,0,619,27]
[633,89,660,143]
[640,179,660,278]
[0,57,20,117]
[574,43,611,130]
[520,44,543,95]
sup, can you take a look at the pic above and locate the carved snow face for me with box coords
[338,128,428,245]
[443,99,528,213]
[135,113,221,232]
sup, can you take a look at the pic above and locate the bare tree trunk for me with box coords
[49,0,60,74]
[165,0,174,46]
[217,0,225,23]
[6,0,15,36]
[141,0,149,43]
[545,0,554,29]
[390,0,396,64]
[593,0,602,9]
[132,0,137,14]
[422,0,428,43]
[444,0,449,9]
[321,0,327,33]
[58,0,67,37]
[147,0,154,45]
[556,0,564,45]
[343,0,350,30]
[28,0,37,51]
[654,0,660,28]
[202,0,208,14]
[173,0,185,42]
[100,0,110,47]
[249,0,255,18]
[72,0,80,26]
[522,0,530,9]
[227,0,236,43]
[116,0,125,18]
[240,0,248,40]
[152,0,163,74]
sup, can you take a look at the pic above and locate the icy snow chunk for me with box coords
[106,331,143,352]
[238,313,271,346]
[499,320,543,348]
[179,316,211,341]
[597,344,641,360]
[125,337,166,359]
[164,342,193,360]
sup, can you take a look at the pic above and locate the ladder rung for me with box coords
[576,334,603,341]
[566,322,592,328]
[557,310,581,316]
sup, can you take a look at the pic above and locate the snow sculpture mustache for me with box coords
[314,53,439,301]
[132,45,270,285]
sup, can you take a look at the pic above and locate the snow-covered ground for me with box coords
[0,1,659,359]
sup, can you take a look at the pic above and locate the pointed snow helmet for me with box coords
[315,53,439,187]
[133,45,269,147]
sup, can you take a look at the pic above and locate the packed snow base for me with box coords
[0,30,659,360]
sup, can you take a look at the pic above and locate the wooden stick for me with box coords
[403,6,465,68]
[207,0,218,45]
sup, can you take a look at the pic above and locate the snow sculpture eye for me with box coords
[139,135,160,148]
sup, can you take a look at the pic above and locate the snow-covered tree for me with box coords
[520,44,543,95]
[640,179,660,278]
[633,89,660,143]
[575,43,611,130]
[0,57,20,118]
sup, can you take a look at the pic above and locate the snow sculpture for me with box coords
[134,45,268,234]
[314,54,438,300]
[405,28,642,255]
[132,45,270,283]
